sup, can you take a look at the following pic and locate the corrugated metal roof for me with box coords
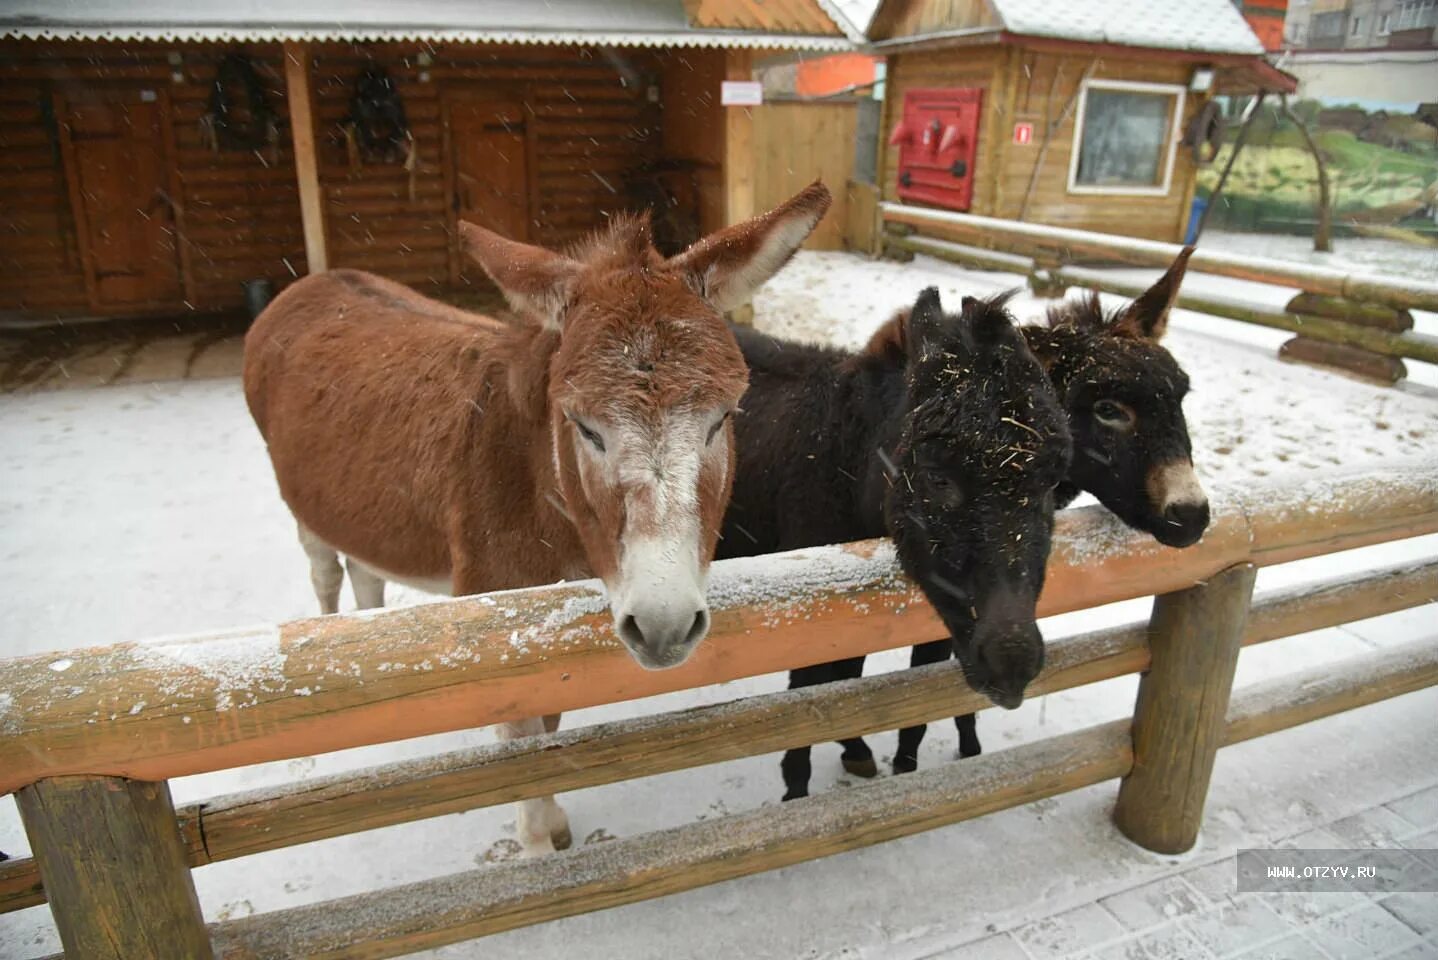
[0,0,853,49]
[990,0,1265,55]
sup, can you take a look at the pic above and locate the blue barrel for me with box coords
[1185,196,1208,245]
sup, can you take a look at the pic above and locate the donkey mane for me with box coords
[1045,290,1123,333]
[562,212,661,272]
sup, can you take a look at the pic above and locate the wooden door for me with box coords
[59,93,182,308]
[449,100,531,280]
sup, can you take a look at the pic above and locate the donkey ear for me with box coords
[666,181,832,312]
[907,287,948,362]
[458,221,582,330]
[1112,246,1193,341]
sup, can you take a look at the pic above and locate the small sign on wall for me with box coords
[1013,122,1034,145]
[721,81,763,106]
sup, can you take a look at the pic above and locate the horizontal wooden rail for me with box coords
[207,722,1135,959]
[4,556,1433,915]
[1,463,1434,796]
[880,202,1438,313]
[196,634,1438,959]
[882,231,1438,366]
[1058,267,1438,366]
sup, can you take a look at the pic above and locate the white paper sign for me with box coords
[721,81,763,106]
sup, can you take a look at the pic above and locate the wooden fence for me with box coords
[2,462,1437,958]
[753,101,857,252]
[879,202,1438,383]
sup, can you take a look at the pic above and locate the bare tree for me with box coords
[1280,94,1332,252]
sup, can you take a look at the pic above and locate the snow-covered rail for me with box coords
[2,462,1437,959]
[880,203,1438,380]
[880,203,1438,314]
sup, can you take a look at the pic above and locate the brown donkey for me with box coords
[244,183,831,852]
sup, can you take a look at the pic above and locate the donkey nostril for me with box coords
[619,614,645,648]
[685,609,710,646]
[1165,501,1210,530]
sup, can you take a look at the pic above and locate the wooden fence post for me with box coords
[18,776,213,959]
[1114,562,1257,854]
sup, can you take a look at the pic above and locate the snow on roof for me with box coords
[819,0,882,40]
[0,0,852,50]
[989,0,1265,55]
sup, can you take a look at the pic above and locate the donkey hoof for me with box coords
[842,756,879,778]
[892,754,918,775]
[551,825,573,851]
[781,789,808,802]
[958,740,983,759]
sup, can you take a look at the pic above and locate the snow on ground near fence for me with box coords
[1,250,1436,958]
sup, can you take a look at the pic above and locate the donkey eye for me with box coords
[706,411,732,446]
[571,417,606,452]
[1093,399,1135,430]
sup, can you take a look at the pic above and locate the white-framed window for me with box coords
[1379,12,1392,34]
[1396,0,1437,30]
[1067,79,1186,196]
[1350,15,1363,34]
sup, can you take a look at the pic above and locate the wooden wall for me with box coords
[657,47,727,236]
[0,42,304,315]
[880,44,1208,243]
[877,46,1004,212]
[990,50,1205,242]
[311,43,664,292]
[753,102,857,250]
[0,40,676,317]
[869,0,999,40]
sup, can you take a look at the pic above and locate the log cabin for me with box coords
[865,0,1298,241]
[0,1,860,321]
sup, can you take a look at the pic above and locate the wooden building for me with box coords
[0,1,859,320]
[866,0,1298,241]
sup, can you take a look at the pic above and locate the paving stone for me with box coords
[1279,825,1347,850]
[1385,786,1438,831]
[1379,893,1438,936]
[1402,828,1438,851]
[1183,858,1241,904]
[1101,876,1209,932]
[1305,903,1422,960]
[924,933,1030,960]
[1375,937,1438,960]
[1227,933,1328,960]
[1183,899,1291,957]
[1090,923,1215,960]
[1329,807,1420,848]
[1263,891,1371,925]
[1011,903,1128,960]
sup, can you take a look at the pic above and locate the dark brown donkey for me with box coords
[244,183,831,853]
[863,248,1209,772]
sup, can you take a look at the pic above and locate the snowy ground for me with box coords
[1,250,1436,959]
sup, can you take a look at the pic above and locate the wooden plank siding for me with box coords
[869,0,999,41]
[753,103,857,250]
[877,47,1003,212]
[879,44,1210,243]
[0,41,303,315]
[991,50,1207,241]
[311,43,665,292]
[0,40,684,316]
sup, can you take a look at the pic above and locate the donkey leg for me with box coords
[497,717,570,856]
[831,656,877,778]
[297,522,343,615]
[780,663,832,801]
[955,712,982,759]
[346,558,386,610]
[894,640,953,773]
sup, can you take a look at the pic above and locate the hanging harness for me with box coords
[200,52,281,156]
